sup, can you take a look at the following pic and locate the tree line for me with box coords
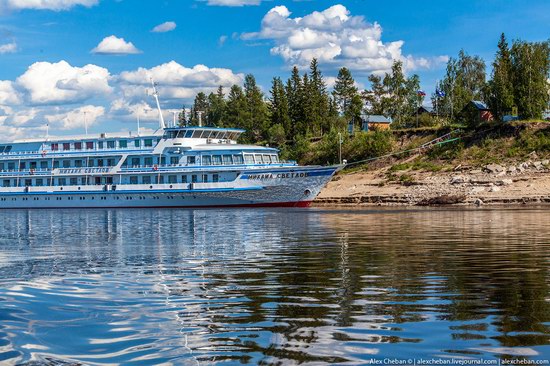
[177,34,549,161]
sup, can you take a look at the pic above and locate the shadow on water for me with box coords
[0,208,549,364]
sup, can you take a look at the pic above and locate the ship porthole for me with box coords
[304,189,311,196]
[149,185,153,189]
[169,185,173,188]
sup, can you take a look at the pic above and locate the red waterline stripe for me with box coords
[0,201,313,209]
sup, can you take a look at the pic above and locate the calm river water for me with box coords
[0,208,549,365]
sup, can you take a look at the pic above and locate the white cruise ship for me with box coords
[0,125,340,209]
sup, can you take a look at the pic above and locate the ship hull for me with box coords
[0,166,338,209]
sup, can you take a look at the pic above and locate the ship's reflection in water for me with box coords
[0,208,549,364]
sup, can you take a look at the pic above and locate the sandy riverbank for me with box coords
[315,160,550,207]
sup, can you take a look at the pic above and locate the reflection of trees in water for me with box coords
[1,208,549,363]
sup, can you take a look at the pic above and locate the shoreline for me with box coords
[314,159,550,207]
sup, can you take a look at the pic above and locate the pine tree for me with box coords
[177,104,187,126]
[268,77,291,140]
[487,33,515,120]
[225,85,250,139]
[189,92,209,126]
[308,59,331,135]
[332,67,358,119]
[286,66,304,139]
[207,86,226,127]
[244,74,269,141]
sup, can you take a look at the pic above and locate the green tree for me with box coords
[225,84,250,140]
[269,77,291,140]
[436,50,486,121]
[363,74,387,115]
[207,86,226,127]
[244,74,269,141]
[177,104,187,127]
[286,66,305,139]
[381,61,420,127]
[332,67,358,120]
[308,59,331,135]
[510,39,550,119]
[487,33,515,120]
[189,92,209,126]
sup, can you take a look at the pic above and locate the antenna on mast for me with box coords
[150,77,166,130]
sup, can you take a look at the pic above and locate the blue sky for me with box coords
[0,0,548,140]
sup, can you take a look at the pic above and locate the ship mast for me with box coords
[150,78,166,130]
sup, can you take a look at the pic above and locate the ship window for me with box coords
[63,143,70,151]
[255,154,264,164]
[212,155,222,165]
[134,140,140,148]
[107,141,115,149]
[202,174,208,182]
[185,130,193,138]
[63,160,70,168]
[213,174,219,183]
[191,131,202,138]
[0,163,3,170]
[263,154,272,163]
[119,140,127,148]
[170,157,179,165]
[53,161,59,169]
[131,158,140,166]
[156,175,164,184]
[187,156,196,165]
[75,160,82,168]
[182,175,188,183]
[168,175,177,183]
[130,176,138,184]
[30,162,37,169]
[244,154,254,164]
[233,155,244,164]
[202,155,211,165]
[97,159,104,167]
[25,179,32,187]
[36,179,43,186]
[4,145,11,153]
[20,162,26,170]
[58,178,66,186]
[70,178,77,185]
[142,176,151,184]
[144,157,153,166]
[144,139,153,147]
[107,159,115,166]
[74,142,82,150]
[191,174,198,183]
[3,180,10,187]
[272,155,279,163]
[160,157,166,165]
[0,146,4,153]
[41,161,48,169]
[86,141,94,149]
[98,141,104,149]
[222,155,233,165]
[51,143,59,151]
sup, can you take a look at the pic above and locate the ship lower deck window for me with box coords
[59,178,66,186]
[212,155,222,165]
[24,179,32,187]
[70,178,77,185]
[255,155,264,164]
[142,176,151,184]
[168,175,177,183]
[63,160,70,168]
[222,155,232,165]
[244,154,254,164]
[191,174,198,183]
[130,176,138,184]
[263,154,272,163]
[202,174,208,183]
[233,155,244,164]
[182,175,187,183]
[3,180,10,187]
[36,179,43,186]
[41,161,48,169]
[144,157,153,166]
[213,174,219,183]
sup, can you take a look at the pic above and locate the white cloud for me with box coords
[0,59,244,138]
[118,61,244,103]
[1,0,98,11]
[91,35,141,55]
[16,60,112,105]
[244,4,448,74]
[206,0,261,6]
[0,41,17,54]
[218,35,228,46]
[0,80,21,105]
[151,21,176,33]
